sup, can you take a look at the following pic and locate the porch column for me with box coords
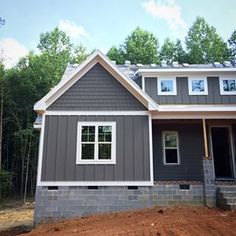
[202,119,209,158]
[202,119,216,207]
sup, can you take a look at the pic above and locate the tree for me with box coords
[228,30,236,60]
[186,17,229,63]
[174,39,187,64]
[159,38,176,64]
[0,61,7,199]
[71,44,89,64]
[107,27,159,64]
[38,27,72,85]
[107,46,124,64]
[122,27,159,64]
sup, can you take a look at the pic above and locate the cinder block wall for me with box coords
[35,182,204,224]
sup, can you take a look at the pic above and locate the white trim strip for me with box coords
[38,181,153,186]
[152,114,236,119]
[137,68,236,73]
[36,114,45,186]
[45,111,150,116]
[148,114,154,185]
[158,105,236,112]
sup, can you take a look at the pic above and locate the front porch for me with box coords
[152,118,236,207]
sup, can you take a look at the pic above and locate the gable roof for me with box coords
[34,50,159,113]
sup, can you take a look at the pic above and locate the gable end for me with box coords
[48,63,147,111]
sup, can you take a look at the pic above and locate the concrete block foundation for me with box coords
[34,182,205,224]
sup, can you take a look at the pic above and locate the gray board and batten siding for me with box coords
[48,63,147,111]
[41,115,150,182]
[152,122,204,181]
[145,77,236,104]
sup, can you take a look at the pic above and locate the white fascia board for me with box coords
[137,68,236,74]
[34,50,159,112]
[158,105,236,112]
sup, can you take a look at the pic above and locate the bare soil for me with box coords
[0,201,34,236]
[20,206,236,236]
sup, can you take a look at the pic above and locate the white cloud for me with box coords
[0,38,29,69]
[58,19,90,40]
[142,0,187,37]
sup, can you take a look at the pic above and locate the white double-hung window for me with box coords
[76,122,116,164]
[163,131,180,165]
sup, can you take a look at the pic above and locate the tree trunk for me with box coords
[24,136,32,203]
[0,89,3,199]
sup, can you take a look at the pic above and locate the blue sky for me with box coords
[1,0,236,68]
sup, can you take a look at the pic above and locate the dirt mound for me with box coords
[21,206,236,236]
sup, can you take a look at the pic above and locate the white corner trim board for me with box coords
[148,114,154,185]
[34,50,159,112]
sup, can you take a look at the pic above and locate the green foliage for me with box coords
[71,44,89,64]
[107,27,159,64]
[107,46,124,64]
[0,170,13,197]
[186,17,229,63]
[174,39,187,64]
[123,27,159,64]
[228,30,236,59]
[160,38,176,63]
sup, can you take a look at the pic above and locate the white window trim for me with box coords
[219,77,236,95]
[157,77,177,95]
[76,122,116,164]
[162,131,180,165]
[188,77,208,95]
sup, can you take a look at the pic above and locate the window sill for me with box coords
[76,160,116,165]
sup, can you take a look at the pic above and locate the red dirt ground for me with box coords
[21,206,236,236]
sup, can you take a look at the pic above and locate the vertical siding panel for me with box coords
[114,116,125,180]
[94,116,105,181]
[133,116,144,180]
[198,95,207,104]
[47,116,58,181]
[166,96,175,104]
[55,116,68,181]
[124,116,134,180]
[222,95,230,104]
[41,116,49,181]
[65,116,77,181]
[143,117,150,181]
[207,77,214,103]
[212,77,222,103]
[182,78,190,104]
[76,116,87,181]
[230,96,236,103]
[83,116,95,181]
[104,116,115,180]
[175,78,182,104]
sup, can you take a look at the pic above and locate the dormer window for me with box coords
[157,77,177,95]
[219,77,236,95]
[188,77,208,95]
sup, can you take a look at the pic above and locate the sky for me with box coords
[1,0,236,68]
